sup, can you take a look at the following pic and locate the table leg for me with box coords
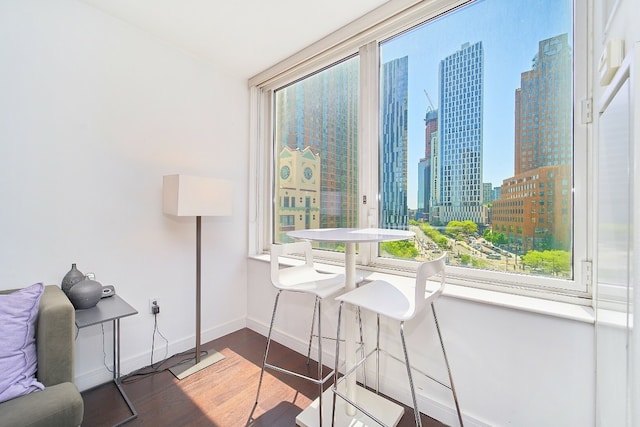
[112,319,138,426]
[113,319,119,380]
[344,242,356,416]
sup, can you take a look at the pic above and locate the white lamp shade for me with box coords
[163,174,233,217]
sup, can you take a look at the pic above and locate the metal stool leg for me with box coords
[400,321,422,427]
[317,298,324,427]
[331,301,345,427]
[247,290,282,426]
[306,297,318,364]
[432,303,463,427]
[376,314,381,393]
[357,306,367,388]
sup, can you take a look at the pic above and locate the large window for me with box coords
[252,0,590,301]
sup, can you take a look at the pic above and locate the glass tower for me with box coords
[380,56,409,229]
[433,41,484,225]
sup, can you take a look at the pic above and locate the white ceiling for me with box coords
[79,0,390,79]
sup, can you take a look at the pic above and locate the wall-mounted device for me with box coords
[101,284,116,298]
[599,39,624,86]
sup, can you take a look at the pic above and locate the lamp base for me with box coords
[169,350,225,380]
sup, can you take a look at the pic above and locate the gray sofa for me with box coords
[0,285,84,427]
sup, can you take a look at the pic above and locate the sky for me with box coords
[380,0,573,209]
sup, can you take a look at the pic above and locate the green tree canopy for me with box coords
[483,229,509,246]
[380,240,418,259]
[521,250,571,276]
[445,220,478,239]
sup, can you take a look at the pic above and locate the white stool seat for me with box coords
[275,265,346,299]
[336,279,415,321]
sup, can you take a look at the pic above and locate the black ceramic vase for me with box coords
[67,277,102,309]
[62,263,85,296]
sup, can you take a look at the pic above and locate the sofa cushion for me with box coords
[0,283,45,404]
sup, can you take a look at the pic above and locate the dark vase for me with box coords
[62,263,84,296]
[67,277,102,309]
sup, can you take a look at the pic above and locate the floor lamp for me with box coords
[162,174,233,379]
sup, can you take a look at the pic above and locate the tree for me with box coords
[521,251,544,270]
[521,250,571,276]
[483,229,508,246]
[445,221,464,237]
[445,220,478,240]
[380,240,418,259]
[436,236,450,248]
[460,220,478,235]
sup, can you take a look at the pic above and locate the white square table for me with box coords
[287,228,415,427]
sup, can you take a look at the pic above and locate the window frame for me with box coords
[248,0,592,304]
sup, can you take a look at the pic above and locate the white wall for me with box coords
[0,0,249,390]
[247,258,594,427]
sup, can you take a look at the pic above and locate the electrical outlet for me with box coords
[149,297,160,314]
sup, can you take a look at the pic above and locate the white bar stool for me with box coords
[249,241,361,426]
[331,253,463,427]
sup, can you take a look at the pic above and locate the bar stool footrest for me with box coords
[264,362,334,385]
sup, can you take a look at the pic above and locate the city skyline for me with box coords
[380,0,572,209]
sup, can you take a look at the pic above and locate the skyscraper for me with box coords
[492,34,572,252]
[381,56,409,229]
[418,108,438,220]
[515,33,572,174]
[432,41,484,225]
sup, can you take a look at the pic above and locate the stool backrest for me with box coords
[270,241,315,290]
[414,253,447,314]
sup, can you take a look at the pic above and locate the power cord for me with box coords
[101,324,113,373]
[121,311,172,384]
[120,311,209,384]
[78,311,175,382]
[150,312,169,366]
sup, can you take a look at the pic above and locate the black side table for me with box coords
[75,295,138,426]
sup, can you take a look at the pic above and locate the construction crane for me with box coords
[423,89,436,112]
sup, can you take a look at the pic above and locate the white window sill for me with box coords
[249,254,595,324]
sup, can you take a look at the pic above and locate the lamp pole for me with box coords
[195,216,202,365]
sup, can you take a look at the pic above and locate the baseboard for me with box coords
[75,316,247,392]
[246,316,312,357]
[369,369,489,427]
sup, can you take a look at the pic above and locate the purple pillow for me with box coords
[0,283,45,403]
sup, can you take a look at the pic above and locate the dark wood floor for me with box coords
[81,328,446,426]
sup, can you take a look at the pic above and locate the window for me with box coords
[250,0,590,301]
